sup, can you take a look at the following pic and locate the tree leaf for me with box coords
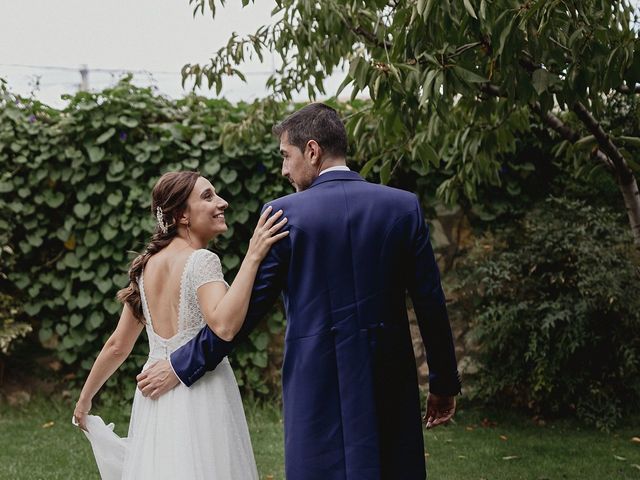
[423,0,436,20]
[463,0,478,19]
[360,158,377,178]
[453,66,488,83]
[532,68,552,94]
[380,160,392,184]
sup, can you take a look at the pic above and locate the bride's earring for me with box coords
[187,219,193,244]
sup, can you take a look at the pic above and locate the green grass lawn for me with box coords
[0,396,638,479]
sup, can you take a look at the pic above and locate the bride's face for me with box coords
[182,176,228,241]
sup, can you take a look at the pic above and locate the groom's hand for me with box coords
[424,393,456,429]
[136,360,180,399]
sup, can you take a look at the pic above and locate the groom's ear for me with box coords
[305,140,322,166]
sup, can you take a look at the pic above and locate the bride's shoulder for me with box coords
[192,248,220,261]
[191,249,222,271]
[189,249,225,284]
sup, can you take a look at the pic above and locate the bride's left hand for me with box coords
[73,398,92,431]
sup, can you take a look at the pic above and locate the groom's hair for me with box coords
[273,103,347,158]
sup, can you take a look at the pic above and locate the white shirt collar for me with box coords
[319,165,350,176]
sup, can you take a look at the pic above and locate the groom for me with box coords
[138,103,461,479]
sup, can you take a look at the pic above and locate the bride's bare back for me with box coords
[141,247,196,339]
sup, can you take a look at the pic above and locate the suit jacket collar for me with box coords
[308,170,365,189]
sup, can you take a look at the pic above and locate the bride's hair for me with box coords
[117,171,200,322]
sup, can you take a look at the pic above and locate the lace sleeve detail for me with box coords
[191,250,226,290]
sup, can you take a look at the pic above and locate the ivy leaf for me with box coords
[45,191,65,208]
[39,328,53,343]
[86,146,105,163]
[249,351,267,368]
[107,191,123,206]
[69,314,83,327]
[84,231,99,247]
[119,116,139,128]
[73,203,91,218]
[191,132,206,146]
[24,303,42,316]
[220,169,238,184]
[101,224,118,241]
[96,128,116,145]
[109,160,125,175]
[64,253,80,269]
[89,312,104,330]
[95,278,113,295]
[222,254,240,270]
[252,331,269,351]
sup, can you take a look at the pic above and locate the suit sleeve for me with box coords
[406,196,461,396]
[170,208,289,387]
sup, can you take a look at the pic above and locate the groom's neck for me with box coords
[317,156,347,173]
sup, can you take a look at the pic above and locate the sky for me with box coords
[0,0,344,107]
[1,1,639,108]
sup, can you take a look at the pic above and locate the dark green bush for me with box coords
[459,196,640,429]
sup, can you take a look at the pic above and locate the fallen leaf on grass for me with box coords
[614,455,626,461]
[502,456,520,461]
[631,437,640,443]
[499,435,508,441]
[465,426,474,431]
[42,421,55,428]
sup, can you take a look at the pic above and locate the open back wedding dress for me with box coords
[78,249,258,479]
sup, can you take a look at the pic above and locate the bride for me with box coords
[72,170,288,479]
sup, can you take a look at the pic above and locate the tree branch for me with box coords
[339,15,392,50]
[530,102,615,172]
[616,84,640,94]
[571,101,633,181]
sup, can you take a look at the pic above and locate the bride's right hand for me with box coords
[73,397,92,432]
[247,206,289,263]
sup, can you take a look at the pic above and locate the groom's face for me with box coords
[279,131,317,192]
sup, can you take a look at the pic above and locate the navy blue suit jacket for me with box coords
[171,170,461,479]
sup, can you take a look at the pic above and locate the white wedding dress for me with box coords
[79,249,259,480]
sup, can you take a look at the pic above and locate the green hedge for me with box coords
[0,79,293,400]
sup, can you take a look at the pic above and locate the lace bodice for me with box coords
[138,249,227,361]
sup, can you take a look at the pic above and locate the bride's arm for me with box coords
[73,304,144,429]
[198,207,288,341]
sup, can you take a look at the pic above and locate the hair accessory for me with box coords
[156,206,169,234]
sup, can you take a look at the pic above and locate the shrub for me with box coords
[458,196,640,429]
